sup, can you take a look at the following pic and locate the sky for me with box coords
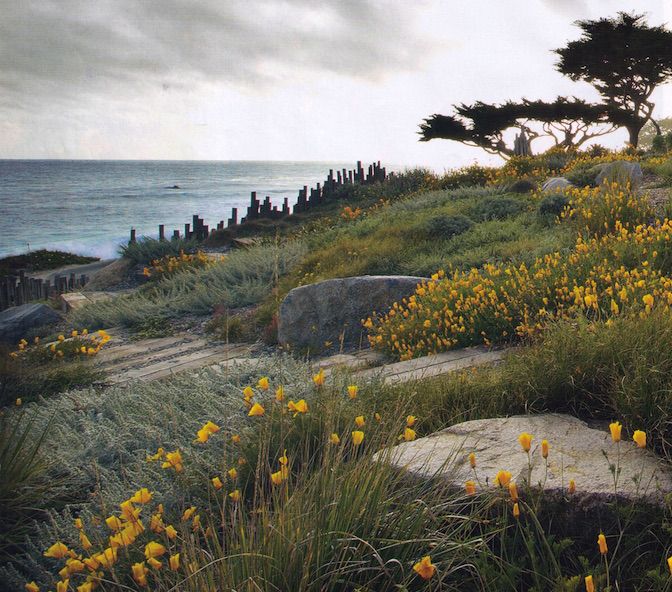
[1,0,671,170]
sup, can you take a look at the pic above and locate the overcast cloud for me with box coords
[0,0,670,167]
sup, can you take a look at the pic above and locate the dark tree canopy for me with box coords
[555,12,672,146]
[420,12,672,157]
[419,98,612,158]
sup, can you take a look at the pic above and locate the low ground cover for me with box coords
[0,250,99,278]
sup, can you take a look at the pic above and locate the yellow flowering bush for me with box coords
[368,183,672,359]
[142,250,220,280]
[7,329,110,364]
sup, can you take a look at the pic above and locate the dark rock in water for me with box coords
[167,185,181,189]
[278,275,426,351]
[0,303,62,344]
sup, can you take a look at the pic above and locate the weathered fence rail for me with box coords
[128,160,388,244]
[0,271,89,311]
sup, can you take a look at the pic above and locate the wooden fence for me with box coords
[0,271,89,311]
[128,160,388,243]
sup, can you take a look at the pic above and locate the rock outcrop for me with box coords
[594,160,643,188]
[541,177,572,192]
[377,414,672,506]
[278,275,426,351]
[0,303,62,345]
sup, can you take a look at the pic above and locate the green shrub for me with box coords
[538,193,570,221]
[652,134,667,154]
[423,214,474,239]
[565,166,599,188]
[507,178,537,193]
[438,164,494,189]
[469,196,527,222]
[120,237,200,264]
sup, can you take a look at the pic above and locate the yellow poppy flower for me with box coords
[242,386,254,400]
[229,489,241,502]
[352,431,364,446]
[494,470,512,487]
[355,415,365,427]
[248,403,265,417]
[469,452,476,468]
[465,480,476,495]
[257,377,270,390]
[147,557,162,570]
[227,467,238,479]
[609,421,622,442]
[129,488,152,504]
[132,562,149,586]
[275,385,284,402]
[403,427,416,441]
[412,555,436,580]
[181,506,196,521]
[169,553,180,571]
[165,525,177,540]
[568,479,576,494]
[585,575,594,592]
[312,369,325,387]
[212,476,223,490]
[597,533,608,555]
[541,440,549,459]
[231,434,241,444]
[162,449,184,472]
[271,470,283,485]
[508,482,518,502]
[330,433,340,445]
[633,430,646,448]
[79,531,92,550]
[518,432,533,452]
[44,541,69,559]
[512,502,520,519]
[25,582,39,592]
[144,541,167,559]
[406,415,417,427]
[347,385,358,399]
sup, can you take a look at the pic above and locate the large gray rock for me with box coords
[594,160,643,188]
[0,303,62,345]
[278,275,426,351]
[541,177,572,192]
[377,414,672,506]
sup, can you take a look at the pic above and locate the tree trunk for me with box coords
[627,124,642,148]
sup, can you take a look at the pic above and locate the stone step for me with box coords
[354,347,503,385]
[95,334,202,366]
[105,344,253,384]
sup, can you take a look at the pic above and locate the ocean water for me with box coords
[0,160,359,259]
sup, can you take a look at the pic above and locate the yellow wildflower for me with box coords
[231,434,241,444]
[257,377,270,391]
[161,449,184,472]
[165,525,177,539]
[96,546,118,568]
[465,480,476,495]
[169,553,180,571]
[271,470,283,486]
[330,433,340,445]
[413,555,436,580]
[229,489,241,502]
[181,506,196,521]
[58,334,65,342]
[347,385,358,399]
[227,467,238,479]
[494,470,512,487]
[352,431,364,446]
[25,582,39,592]
[212,476,223,490]
[275,385,285,402]
[15,398,21,406]
[469,452,476,468]
[355,415,365,427]
[248,402,265,416]
[643,293,654,307]
[609,421,622,442]
[568,479,576,494]
[512,502,520,519]
[406,415,417,427]
[312,369,325,387]
[668,556,672,575]
[633,430,646,448]
[242,386,254,400]
[598,533,608,555]
[79,531,92,550]
[44,541,69,559]
[585,575,594,592]
[518,432,533,452]
[129,488,152,504]
[508,482,518,502]
[144,541,167,559]
[403,427,416,441]
[541,439,549,459]
[132,562,149,586]
[147,557,162,570]
[287,399,308,415]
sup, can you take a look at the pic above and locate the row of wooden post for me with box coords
[128,160,388,244]
[0,271,89,311]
